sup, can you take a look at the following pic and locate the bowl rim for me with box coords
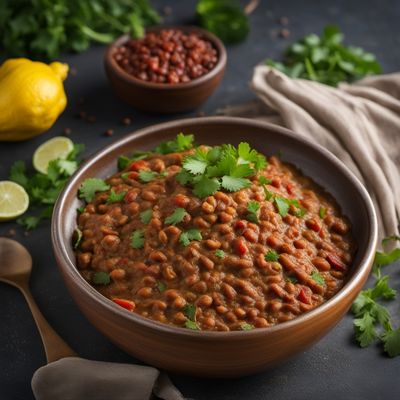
[104,25,227,90]
[52,116,378,340]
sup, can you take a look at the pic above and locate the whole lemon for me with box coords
[0,58,68,141]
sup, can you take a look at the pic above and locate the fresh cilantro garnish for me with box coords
[319,207,327,219]
[79,178,110,202]
[381,235,400,246]
[106,190,126,204]
[274,197,305,217]
[176,142,266,198]
[118,152,151,170]
[351,238,400,357]
[77,206,85,214]
[374,248,400,268]
[183,303,199,330]
[155,133,194,154]
[259,176,272,185]
[287,276,298,284]
[266,25,381,87]
[179,229,202,246]
[131,230,144,249]
[215,249,225,258]
[140,209,153,224]
[311,271,325,285]
[246,201,260,223]
[121,172,132,180]
[156,280,167,293]
[265,250,279,262]
[240,322,254,331]
[93,271,110,285]
[138,170,158,183]
[73,228,83,249]
[9,144,84,230]
[165,207,188,225]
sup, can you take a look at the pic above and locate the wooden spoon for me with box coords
[0,237,77,363]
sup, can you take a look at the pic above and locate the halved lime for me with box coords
[0,181,29,221]
[33,136,74,174]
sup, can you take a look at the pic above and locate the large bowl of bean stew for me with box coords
[104,26,227,113]
[52,116,377,377]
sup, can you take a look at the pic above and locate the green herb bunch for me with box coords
[267,25,381,86]
[0,0,160,59]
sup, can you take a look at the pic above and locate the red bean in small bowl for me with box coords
[104,26,227,113]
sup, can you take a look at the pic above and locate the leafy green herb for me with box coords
[197,0,249,44]
[138,170,158,183]
[155,133,194,154]
[319,207,327,219]
[215,249,225,258]
[9,144,84,229]
[177,142,266,198]
[77,206,85,214]
[382,235,400,246]
[287,276,298,284]
[274,197,304,218]
[165,208,188,225]
[106,189,126,204]
[0,0,160,60]
[246,201,260,223]
[118,152,151,170]
[374,248,400,268]
[265,250,279,262]
[179,229,203,247]
[73,228,83,249]
[140,209,153,224]
[266,25,381,86]
[259,176,272,186]
[183,303,199,330]
[79,178,110,202]
[131,229,144,249]
[240,322,254,331]
[351,237,400,357]
[93,271,110,285]
[156,280,167,293]
[311,271,325,285]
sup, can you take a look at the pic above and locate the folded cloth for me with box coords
[221,66,400,243]
[31,357,185,400]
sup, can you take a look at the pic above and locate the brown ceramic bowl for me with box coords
[52,117,377,377]
[104,26,227,113]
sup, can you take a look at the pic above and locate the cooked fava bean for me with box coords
[75,137,354,331]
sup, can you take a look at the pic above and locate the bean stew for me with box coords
[74,134,355,331]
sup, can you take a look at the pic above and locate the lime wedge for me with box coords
[0,181,29,221]
[33,136,74,174]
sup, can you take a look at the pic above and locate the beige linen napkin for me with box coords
[31,357,185,400]
[221,66,400,242]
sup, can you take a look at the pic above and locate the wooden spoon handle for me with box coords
[19,282,77,363]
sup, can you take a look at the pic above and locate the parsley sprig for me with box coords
[183,304,199,330]
[9,143,84,229]
[176,142,267,198]
[351,236,400,357]
[179,229,202,247]
[165,207,188,225]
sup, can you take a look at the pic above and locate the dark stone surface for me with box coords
[0,1,399,399]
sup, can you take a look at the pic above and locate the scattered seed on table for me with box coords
[78,111,87,119]
[122,117,132,126]
[279,29,290,38]
[196,111,206,117]
[63,128,72,136]
[105,129,114,137]
[278,16,289,26]
[7,228,16,237]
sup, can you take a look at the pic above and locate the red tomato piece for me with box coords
[129,160,149,171]
[298,288,311,304]
[124,189,138,203]
[113,298,136,311]
[326,253,346,271]
[286,182,294,195]
[235,238,248,256]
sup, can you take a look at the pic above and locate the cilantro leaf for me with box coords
[259,176,271,186]
[185,320,199,330]
[10,161,28,188]
[265,250,279,262]
[73,227,83,249]
[180,229,202,246]
[140,209,153,224]
[221,176,250,192]
[93,271,111,285]
[156,280,167,293]
[240,322,254,331]
[311,271,325,285]
[215,249,225,258]
[106,190,126,204]
[371,276,397,300]
[275,197,290,217]
[247,201,260,223]
[16,215,41,230]
[131,230,144,249]
[165,208,188,225]
[79,178,110,202]
[354,313,377,347]
[382,235,400,246]
[237,142,267,170]
[118,152,151,170]
[374,248,400,268]
[156,133,194,154]
[138,170,158,183]
[319,207,327,219]
[382,328,400,357]
[193,176,220,198]
[57,159,78,176]
[183,156,208,175]
[183,304,197,321]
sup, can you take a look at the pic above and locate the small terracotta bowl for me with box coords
[52,117,377,378]
[104,26,227,113]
